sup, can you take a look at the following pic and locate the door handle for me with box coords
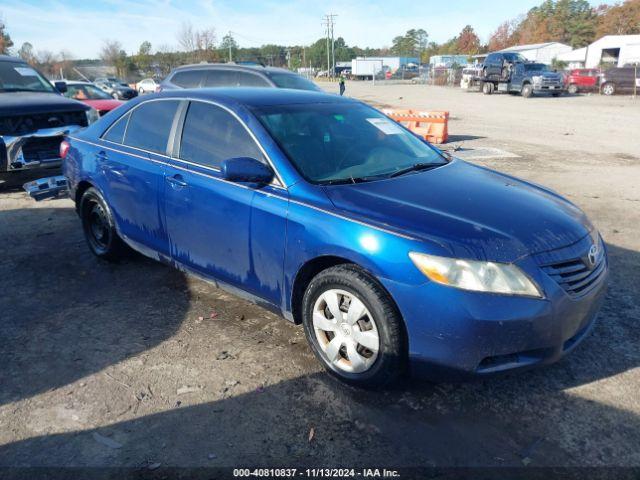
[166,174,188,189]
[95,151,108,162]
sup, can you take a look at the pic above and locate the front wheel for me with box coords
[521,83,533,98]
[111,92,119,100]
[601,82,615,96]
[567,84,578,94]
[302,265,406,387]
[80,187,128,261]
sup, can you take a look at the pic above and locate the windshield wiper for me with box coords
[389,162,445,178]
[321,176,378,185]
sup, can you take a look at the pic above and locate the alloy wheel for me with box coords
[312,289,380,373]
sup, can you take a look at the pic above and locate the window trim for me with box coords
[102,111,132,144]
[100,97,285,189]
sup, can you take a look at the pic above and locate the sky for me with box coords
[2,0,601,59]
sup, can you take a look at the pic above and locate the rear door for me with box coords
[99,99,181,255]
[164,100,288,304]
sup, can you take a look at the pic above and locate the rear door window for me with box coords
[179,101,265,168]
[236,71,270,87]
[124,100,180,154]
[203,70,238,87]
[171,70,203,88]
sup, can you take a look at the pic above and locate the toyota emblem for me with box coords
[587,244,599,268]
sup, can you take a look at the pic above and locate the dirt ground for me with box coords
[1,84,639,477]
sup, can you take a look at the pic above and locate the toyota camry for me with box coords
[57,88,608,386]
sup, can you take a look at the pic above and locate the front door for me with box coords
[164,100,287,304]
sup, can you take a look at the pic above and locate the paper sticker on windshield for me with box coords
[367,118,403,135]
[14,67,39,77]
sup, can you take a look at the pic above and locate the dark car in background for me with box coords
[0,55,96,186]
[160,63,322,92]
[94,77,138,100]
[482,51,528,80]
[599,67,640,95]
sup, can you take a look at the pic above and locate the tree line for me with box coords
[1,0,639,80]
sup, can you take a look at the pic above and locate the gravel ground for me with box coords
[0,84,639,477]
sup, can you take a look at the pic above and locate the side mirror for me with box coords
[221,157,274,185]
[55,81,67,93]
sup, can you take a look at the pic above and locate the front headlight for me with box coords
[86,108,100,125]
[409,252,542,297]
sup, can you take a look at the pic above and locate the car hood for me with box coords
[0,91,89,116]
[82,99,123,111]
[323,160,592,263]
[531,71,562,79]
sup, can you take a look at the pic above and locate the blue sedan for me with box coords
[60,88,608,386]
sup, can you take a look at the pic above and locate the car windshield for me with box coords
[266,72,321,91]
[525,64,549,72]
[66,84,112,100]
[254,102,447,184]
[0,62,56,93]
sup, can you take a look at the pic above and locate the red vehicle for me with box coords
[565,68,599,94]
[62,81,123,116]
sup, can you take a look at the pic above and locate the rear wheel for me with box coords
[602,82,615,96]
[301,265,406,387]
[80,187,128,261]
[482,81,493,95]
[522,83,533,98]
[567,84,578,94]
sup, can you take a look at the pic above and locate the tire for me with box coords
[482,82,493,95]
[522,83,533,98]
[602,82,615,96]
[567,84,578,94]
[80,187,128,261]
[301,264,406,388]
[138,87,144,94]
[112,92,119,100]
[552,92,561,97]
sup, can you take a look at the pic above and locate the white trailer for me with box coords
[351,58,385,79]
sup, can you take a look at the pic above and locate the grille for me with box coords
[0,110,87,136]
[21,136,63,162]
[541,248,606,297]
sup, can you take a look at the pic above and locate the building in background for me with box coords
[557,47,588,69]
[584,35,640,68]
[498,42,573,65]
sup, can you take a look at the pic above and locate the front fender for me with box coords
[282,196,449,315]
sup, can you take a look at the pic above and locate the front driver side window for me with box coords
[179,101,266,169]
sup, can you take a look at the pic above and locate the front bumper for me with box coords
[381,255,608,380]
[0,125,83,180]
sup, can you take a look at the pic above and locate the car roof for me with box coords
[0,55,27,63]
[153,87,355,107]
[171,63,296,76]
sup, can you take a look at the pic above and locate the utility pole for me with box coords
[322,14,337,79]
[286,47,291,70]
[228,31,233,62]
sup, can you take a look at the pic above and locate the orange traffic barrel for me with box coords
[382,109,449,144]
